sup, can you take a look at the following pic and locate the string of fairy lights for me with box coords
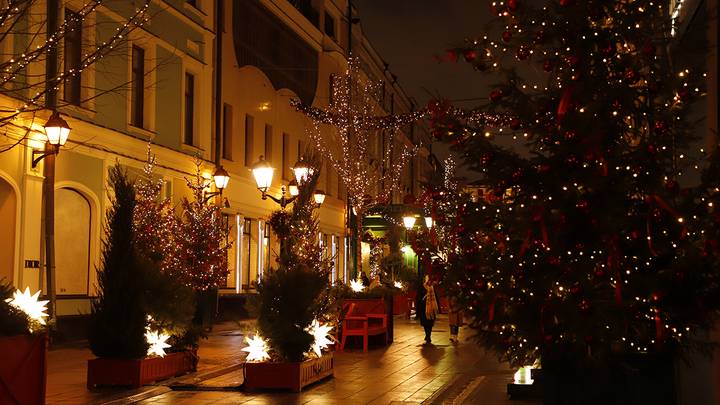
[133,148,231,291]
[0,1,151,124]
[292,57,423,216]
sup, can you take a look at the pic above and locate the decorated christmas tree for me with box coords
[420,0,719,399]
[174,162,230,291]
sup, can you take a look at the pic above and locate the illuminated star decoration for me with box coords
[394,281,403,289]
[350,278,365,292]
[6,287,49,329]
[145,329,172,357]
[306,319,334,357]
[242,333,270,362]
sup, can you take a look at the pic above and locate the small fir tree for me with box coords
[89,164,148,358]
[256,156,333,362]
[174,162,230,291]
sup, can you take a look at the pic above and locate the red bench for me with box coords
[339,298,388,352]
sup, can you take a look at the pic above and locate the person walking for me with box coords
[448,296,462,343]
[416,273,438,344]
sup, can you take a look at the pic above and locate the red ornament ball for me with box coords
[510,118,521,130]
[624,68,637,82]
[463,50,478,62]
[564,130,577,141]
[559,0,575,6]
[489,89,504,102]
[543,60,554,72]
[579,300,590,312]
[502,31,512,42]
[507,0,518,10]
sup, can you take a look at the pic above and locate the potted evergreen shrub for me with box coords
[243,157,336,392]
[87,164,198,388]
[0,280,49,405]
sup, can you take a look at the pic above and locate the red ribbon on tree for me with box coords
[556,85,575,123]
[606,235,623,305]
[519,206,550,256]
[645,194,687,256]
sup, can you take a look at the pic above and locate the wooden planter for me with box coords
[244,353,334,392]
[87,350,196,388]
[0,334,47,405]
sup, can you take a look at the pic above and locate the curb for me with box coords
[97,361,245,404]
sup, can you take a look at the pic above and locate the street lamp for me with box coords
[252,155,296,209]
[32,111,70,168]
[292,157,314,184]
[313,190,326,205]
[424,216,433,229]
[402,214,417,230]
[288,179,299,197]
[203,166,230,203]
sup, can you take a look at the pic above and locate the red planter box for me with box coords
[0,334,47,405]
[87,350,196,388]
[244,353,334,392]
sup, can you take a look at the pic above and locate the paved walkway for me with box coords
[46,317,525,404]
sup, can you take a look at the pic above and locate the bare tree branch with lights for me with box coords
[291,57,426,276]
[0,0,153,153]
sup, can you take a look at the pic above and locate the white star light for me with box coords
[6,287,49,328]
[350,279,365,292]
[242,333,270,362]
[145,329,172,357]
[306,319,334,357]
[394,281,403,289]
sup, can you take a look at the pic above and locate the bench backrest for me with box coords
[344,298,385,316]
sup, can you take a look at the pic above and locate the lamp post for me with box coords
[38,111,71,322]
[251,156,326,210]
[202,166,230,204]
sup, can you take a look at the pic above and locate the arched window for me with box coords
[56,188,91,295]
[0,178,16,283]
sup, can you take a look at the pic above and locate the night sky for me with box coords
[355,0,496,174]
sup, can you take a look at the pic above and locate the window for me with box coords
[222,104,233,160]
[184,73,195,145]
[329,74,335,105]
[130,46,145,128]
[264,124,273,164]
[245,114,255,166]
[297,140,305,161]
[282,133,291,180]
[64,10,82,105]
[324,12,336,39]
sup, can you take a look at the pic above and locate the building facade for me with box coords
[0,0,431,316]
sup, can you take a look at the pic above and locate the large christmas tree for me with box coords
[422,0,719,391]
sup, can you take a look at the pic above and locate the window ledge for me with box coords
[181,143,204,155]
[183,2,207,17]
[59,104,96,121]
[127,124,155,140]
